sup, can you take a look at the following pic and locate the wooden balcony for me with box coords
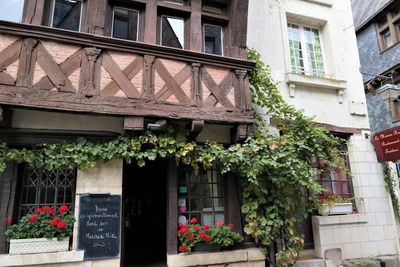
[0,21,254,125]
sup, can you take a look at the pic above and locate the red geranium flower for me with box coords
[217,220,224,226]
[193,225,199,231]
[50,217,61,227]
[56,220,67,229]
[228,224,234,229]
[48,208,56,215]
[41,206,52,214]
[34,208,42,214]
[178,223,186,228]
[59,205,69,213]
[28,215,37,223]
[188,234,195,241]
[190,218,198,224]
[178,226,189,235]
[199,231,206,238]
[201,225,210,230]
[179,245,188,253]
[204,234,211,242]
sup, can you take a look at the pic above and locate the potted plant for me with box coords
[317,192,353,216]
[5,205,75,255]
[177,218,244,253]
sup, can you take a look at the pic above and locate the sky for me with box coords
[0,0,24,23]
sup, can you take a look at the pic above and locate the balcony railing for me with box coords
[0,21,254,124]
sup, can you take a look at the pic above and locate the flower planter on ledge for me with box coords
[9,238,69,255]
[318,203,353,216]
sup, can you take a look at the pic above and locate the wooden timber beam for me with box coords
[231,124,253,143]
[0,85,254,124]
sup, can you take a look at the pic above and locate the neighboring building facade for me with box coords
[248,0,400,264]
[0,1,266,267]
[352,0,400,133]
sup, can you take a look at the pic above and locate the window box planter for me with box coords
[9,238,69,255]
[318,204,330,216]
[329,203,353,215]
[193,243,221,252]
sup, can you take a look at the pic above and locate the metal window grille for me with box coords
[18,166,75,218]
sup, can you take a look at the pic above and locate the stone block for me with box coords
[368,226,384,241]
[350,227,369,243]
[343,243,362,259]
[378,240,397,255]
[333,228,351,243]
[360,242,380,258]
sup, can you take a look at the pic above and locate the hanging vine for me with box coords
[0,49,344,266]
[383,163,400,220]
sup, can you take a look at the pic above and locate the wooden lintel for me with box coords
[0,85,254,124]
[232,124,253,143]
[124,117,144,131]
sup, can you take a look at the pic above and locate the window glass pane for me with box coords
[52,0,82,31]
[0,0,24,23]
[161,16,184,49]
[204,24,223,55]
[382,30,393,48]
[304,27,325,77]
[113,8,139,41]
[288,24,304,75]
[178,165,224,226]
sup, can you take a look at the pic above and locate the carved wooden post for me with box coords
[16,38,38,87]
[79,47,101,96]
[143,55,155,100]
[191,63,202,106]
[85,0,108,35]
[235,69,250,111]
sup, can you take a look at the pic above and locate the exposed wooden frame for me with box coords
[0,85,254,124]
[376,3,400,52]
[167,160,178,255]
[0,21,254,71]
[123,116,144,131]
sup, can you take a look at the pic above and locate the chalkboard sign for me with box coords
[78,194,121,260]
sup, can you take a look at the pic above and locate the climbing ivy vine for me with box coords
[0,49,344,266]
[383,163,400,220]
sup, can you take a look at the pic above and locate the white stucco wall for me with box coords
[247,0,399,260]
[247,0,369,129]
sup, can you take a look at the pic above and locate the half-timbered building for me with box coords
[0,1,264,266]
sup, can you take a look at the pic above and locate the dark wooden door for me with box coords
[123,160,167,267]
[0,162,18,253]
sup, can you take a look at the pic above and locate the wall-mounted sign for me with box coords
[373,127,400,162]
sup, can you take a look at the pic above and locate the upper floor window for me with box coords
[161,16,185,49]
[288,23,325,77]
[203,24,223,55]
[112,7,139,41]
[376,6,400,51]
[51,0,82,32]
[0,0,24,23]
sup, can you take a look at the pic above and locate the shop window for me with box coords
[288,23,325,77]
[178,165,224,226]
[18,166,76,218]
[51,0,82,32]
[0,0,24,23]
[203,24,223,55]
[315,142,354,201]
[112,7,139,41]
[161,16,185,49]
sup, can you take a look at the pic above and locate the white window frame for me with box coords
[203,23,224,56]
[160,15,185,49]
[111,6,140,41]
[287,23,327,77]
[50,0,83,32]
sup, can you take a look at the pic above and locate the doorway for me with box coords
[122,160,167,267]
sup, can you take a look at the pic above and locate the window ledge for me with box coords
[0,251,84,266]
[167,248,265,267]
[301,0,333,7]
[312,214,368,226]
[286,73,347,103]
